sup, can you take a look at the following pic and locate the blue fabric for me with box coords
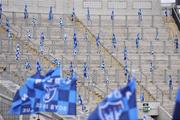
[9,67,77,115]
[0,4,2,19]
[96,34,100,47]
[173,85,180,120]
[87,77,138,120]
[73,33,77,49]
[48,6,53,21]
[24,5,28,19]
[16,44,20,61]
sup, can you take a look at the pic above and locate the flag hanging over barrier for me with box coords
[173,83,180,120]
[87,76,137,120]
[9,67,77,115]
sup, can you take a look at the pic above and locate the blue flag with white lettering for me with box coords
[87,76,137,120]
[9,67,77,115]
[173,83,180,120]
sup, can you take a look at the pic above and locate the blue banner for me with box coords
[9,67,77,115]
[173,84,180,120]
[87,76,137,120]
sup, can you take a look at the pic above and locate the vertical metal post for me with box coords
[168,55,171,69]
[87,40,90,54]
[152,15,154,27]
[99,54,102,68]
[145,75,148,88]
[8,35,13,53]
[33,26,36,39]
[7,37,10,53]
[0,39,2,53]
[150,41,153,53]
[47,27,50,40]
[86,54,90,67]
[177,69,180,82]
[151,71,154,83]
[38,13,41,26]
[163,41,166,54]
[139,55,141,69]
[162,92,164,105]
[52,40,55,54]
[141,27,143,40]
[126,27,129,40]
[130,61,132,74]
[73,55,77,70]
[12,12,16,25]
[99,15,101,34]
[110,54,112,67]
[153,54,156,68]
[115,69,120,88]
[164,69,167,83]
[92,69,97,84]
[7,62,10,73]
[156,86,158,100]
[61,55,64,77]
[125,15,128,27]
[139,68,142,85]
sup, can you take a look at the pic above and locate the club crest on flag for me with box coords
[98,100,124,120]
[43,84,57,103]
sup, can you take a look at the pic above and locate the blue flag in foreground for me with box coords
[87,77,137,120]
[9,67,77,115]
[173,84,180,120]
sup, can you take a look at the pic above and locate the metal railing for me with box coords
[1,10,173,110]
[172,7,180,30]
[1,11,107,112]
[0,93,54,120]
[76,15,157,101]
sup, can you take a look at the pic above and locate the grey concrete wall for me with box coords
[158,106,172,120]
[1,0,162,17]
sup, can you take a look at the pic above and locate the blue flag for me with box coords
[9,67,77,115]
[24,5,28,19]
[173,84,180,120]
[0,3,2,20]
[87,77,137,120]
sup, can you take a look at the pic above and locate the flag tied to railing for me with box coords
[9,67,77,115]
[87,75,138,120]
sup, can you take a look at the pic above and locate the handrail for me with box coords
[76,15,157,101]
[2,11,170,29]
[2,11,166,17]
[1,11,164,102]
[172,7,180,30]
[1,12,106,103]
[0,93,54,120]
[1,10,163,102]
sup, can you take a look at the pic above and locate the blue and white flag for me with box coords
[73,32,78,55]
[0,3,2,20]
[16,44,20,61]
[87,7,90,21]
[124,46,128,61]
[136,34,140,49]
[25,59,31,70]
[83,62,88,80]
[40,32,45,53]
[111,10,114,21]
[87,77,137,120]
[173,83,180,120]
[48,6,53,21]
[9,67,77,115]
[112,33,116,48]
[6,17,10,33]
[24,5,28,19]
[36,61,41,73]
[96,33,100,47]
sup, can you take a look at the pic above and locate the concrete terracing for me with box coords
[0,0,179,119]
